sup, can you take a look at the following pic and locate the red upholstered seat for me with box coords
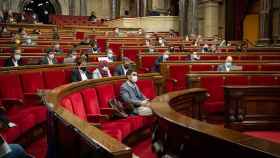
[103,129,123,141]
[76,32,85,40]
[95,84,116,108]
[97,39,106,52]
[123,49,138,61]
[240,56,260,60]
[68,93,87,120]
[140,56,158,72]
[23,48,43,53]
[1,126,21,143]
[43,70,67,89]
[60,97,73,113]
[250,76,279,85]
[113,80,125,98]
[137,80,156,100]
[261,64,280,71]
[80,88,101,115]
[199,55,219,60]
[0,74,24,102]
[224,76,249,85]
[262,56,280,60]
[20,72,45,95]
[109,43,122,58]
[169,56,180,60]
[191,64,214,71]
[166,65,189,92]
[241,64,259,71]
[201,76,224,113]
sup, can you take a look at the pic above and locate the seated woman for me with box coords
[4,48,23,67]
[71,59,92,82]
[92,61,112,79]
[40,49,57,65]
[120,70,152,116]
[106,49,116,62]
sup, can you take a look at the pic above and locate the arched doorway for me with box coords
[18,0,62,24]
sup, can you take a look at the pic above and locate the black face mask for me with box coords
[80,67,87,72]
[124,64,129,69]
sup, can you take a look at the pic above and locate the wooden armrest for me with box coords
[89,123,102,129]
[87,114,109,123]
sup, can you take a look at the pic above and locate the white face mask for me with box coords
[49,54,55,59]
[14,54,21,61]
[102,67,109,71]
[26,38,32,44]
[163,54,169,59]
[131,75,138,83]
[107,53,113,58]
[159,39,163,44]
[72,55,77,59]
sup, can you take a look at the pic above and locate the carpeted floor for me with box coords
[132,137,158,158]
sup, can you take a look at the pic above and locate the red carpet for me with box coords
[244,131,280,144]
[26,137,47,158]
[132,137,158,158]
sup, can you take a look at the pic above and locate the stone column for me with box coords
[189,0,198,35]
[136,0,141,17]
[140,0,148,17]
[179,0,188,36]
[274,0,280,46]
[256,0,272,47]
[80,0,87,16]
[202,0,219,37]
[112,0,120,19]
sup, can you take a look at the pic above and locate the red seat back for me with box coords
[20,72,45,94]
[80,88,101,115]
[123,49,139,61]
[68,92,87,120]
[114,80,125,97]
[201,76,224,102]
[191,64,214,71]
[95,84,116,108]
[60,97,73,113]
[137,80,156,100]
[261,64,280,71]
[141,56,158,71]
[43,70,67,89]
[169,65,189,90]
[0,74,24,101]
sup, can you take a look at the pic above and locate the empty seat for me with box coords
[166,65,189,92]
[43,70,67,89]
[95,84,116,109]
[224,76,249,85]
[0,73,24,102]
[250,76,279,85]
[137,80,156,100]
[201,76,224,113]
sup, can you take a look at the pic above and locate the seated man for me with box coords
[4,48,23,67]
[40,49,57,65]
[63,49,77,64]
[106,49,116,62]
[114,57,132,76]
[217,56,234,72]
[0,136,33,158]
[92,61,112,79]
[52,42,64,55]
[153,51,169,72]
[71,59,92,82]
[120,70,152,116]
[88,41,100,54]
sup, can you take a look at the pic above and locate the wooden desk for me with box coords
[150,88,280,158]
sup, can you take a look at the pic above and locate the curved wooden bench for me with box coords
[45,73,164,158]
[150,88,280,157]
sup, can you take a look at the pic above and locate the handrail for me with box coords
[150,88,280,157]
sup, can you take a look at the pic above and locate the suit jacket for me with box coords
[71,68,92,82]
[153,56,165,72]
[114,64,131,76]
[40,56,57,65]
[217,63,235,72]
[4,57,23,67]
[120,81,146,107]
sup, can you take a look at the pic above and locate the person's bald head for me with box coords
[225,56,233,63]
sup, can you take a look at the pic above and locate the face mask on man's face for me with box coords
[131,75,138,83]
[14,54,21,61]
[49,54,55,59]
[225,62,232,67]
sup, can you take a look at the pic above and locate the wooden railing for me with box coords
[150,88,280,158]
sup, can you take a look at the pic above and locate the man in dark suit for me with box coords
[153,51,169,72]
[40,49,57,65]
[4,48,23,67]
[114,57,132,76]
[217,56,234,72]
[71,59,92,82]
